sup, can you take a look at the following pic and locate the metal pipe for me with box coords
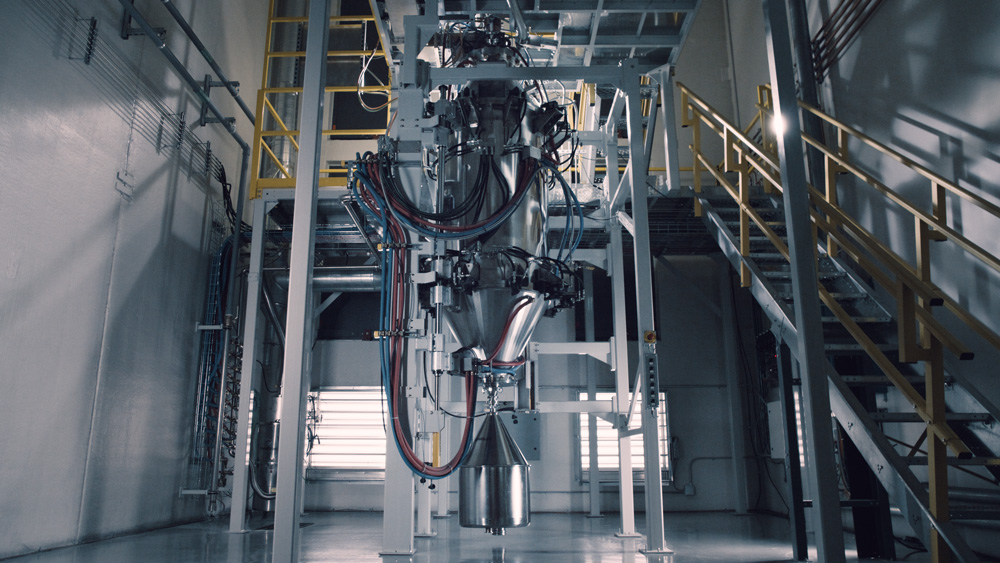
[341,196,381,265]
[115,0,249,151]
[505,0,529,44]
[949,487,1000,506]
[157,0,256,124]
[274,268,382,292]
[261,281,286,348]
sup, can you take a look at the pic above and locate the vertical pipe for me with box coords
[229,198,269,532]
[761,1,845,560]
[416,432,434,536]
[777,341,809,560]
[271,0,329,560]
[210,146,251,508]
[718,264,749,514]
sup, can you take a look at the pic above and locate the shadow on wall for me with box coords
[822,0,1000,341]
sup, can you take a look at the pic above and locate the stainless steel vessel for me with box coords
[459,412,531,535]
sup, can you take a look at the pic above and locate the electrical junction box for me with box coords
[766,400,786,460]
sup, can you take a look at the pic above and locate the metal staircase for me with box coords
[679,82,1000,562]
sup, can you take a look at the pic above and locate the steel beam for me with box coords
[229,199,269,532]
[622,61,668,554]
[608,225,638,538]
[762,1,845,560]
[718,265,750,515]
[656,70,683,197]
[777,342,809,560]
[587,357,602,518]
[271,0,330,561]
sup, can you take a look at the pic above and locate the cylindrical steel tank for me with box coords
[459,412,530,535]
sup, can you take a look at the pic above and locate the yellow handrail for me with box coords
[250,1,392,198]
[675,81,1000,468]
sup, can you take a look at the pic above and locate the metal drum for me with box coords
[459,412,531,535]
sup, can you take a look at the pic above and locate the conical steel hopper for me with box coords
[459,412,530,534]
[443,288,548,364]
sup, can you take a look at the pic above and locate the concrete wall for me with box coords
[0,0,265,557]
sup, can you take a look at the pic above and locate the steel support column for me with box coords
[656,70,683,198]
[718,265,750,515]
[777,341,809,560]
[587,357,602,518]
[608,224,638,538]
[381,312,418,554]
[762,1,846,560]
[271,0,330,561]
[622,61,668,554]
[229,198,269,532]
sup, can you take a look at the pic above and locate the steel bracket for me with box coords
[199,74,238,127]
[120,0,164,40]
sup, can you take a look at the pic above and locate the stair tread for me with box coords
[776,291,868,300]
[906,457,1000,466]
[869,412,991,423]
[950,508,1000,521]
[840,375,955,385]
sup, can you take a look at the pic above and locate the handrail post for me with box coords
[729,127,751,287]
[691,110,703,216]
[930,182,949,241]
[824,153,840,258]
[918,211,952,561]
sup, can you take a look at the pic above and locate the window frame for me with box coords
[305,386,388,481]
[579,390,671,484]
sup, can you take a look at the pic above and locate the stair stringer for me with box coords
[698,195,983,563]
[826,367,980,562]
[700,199,799,350]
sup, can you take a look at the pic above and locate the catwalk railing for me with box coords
[250,0,392,197]
[678,81,1000,562]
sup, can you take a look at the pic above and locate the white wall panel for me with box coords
[0,0,266,557]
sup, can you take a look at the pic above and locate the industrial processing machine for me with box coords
[349,14,584,534]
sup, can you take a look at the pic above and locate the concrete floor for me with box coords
[5,512,930,563]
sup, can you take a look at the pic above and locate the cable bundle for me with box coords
[349,150,584,479]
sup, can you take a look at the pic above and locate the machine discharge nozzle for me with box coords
[458,412,531,533]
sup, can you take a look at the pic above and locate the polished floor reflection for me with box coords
[6,511,931,562]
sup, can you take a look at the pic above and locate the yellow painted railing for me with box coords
[679,80,1000,560]
[250,1,392,197]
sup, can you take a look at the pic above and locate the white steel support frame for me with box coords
[379,8,439,555]
[587,356,601,518]
[607,60,669,554]
[607,224,639,539]
[272,1,330,561]
[762,0,846,560]
[229,198,271,533]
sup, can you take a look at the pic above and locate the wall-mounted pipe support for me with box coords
[114,0,252,514]
[157,0,256,124]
